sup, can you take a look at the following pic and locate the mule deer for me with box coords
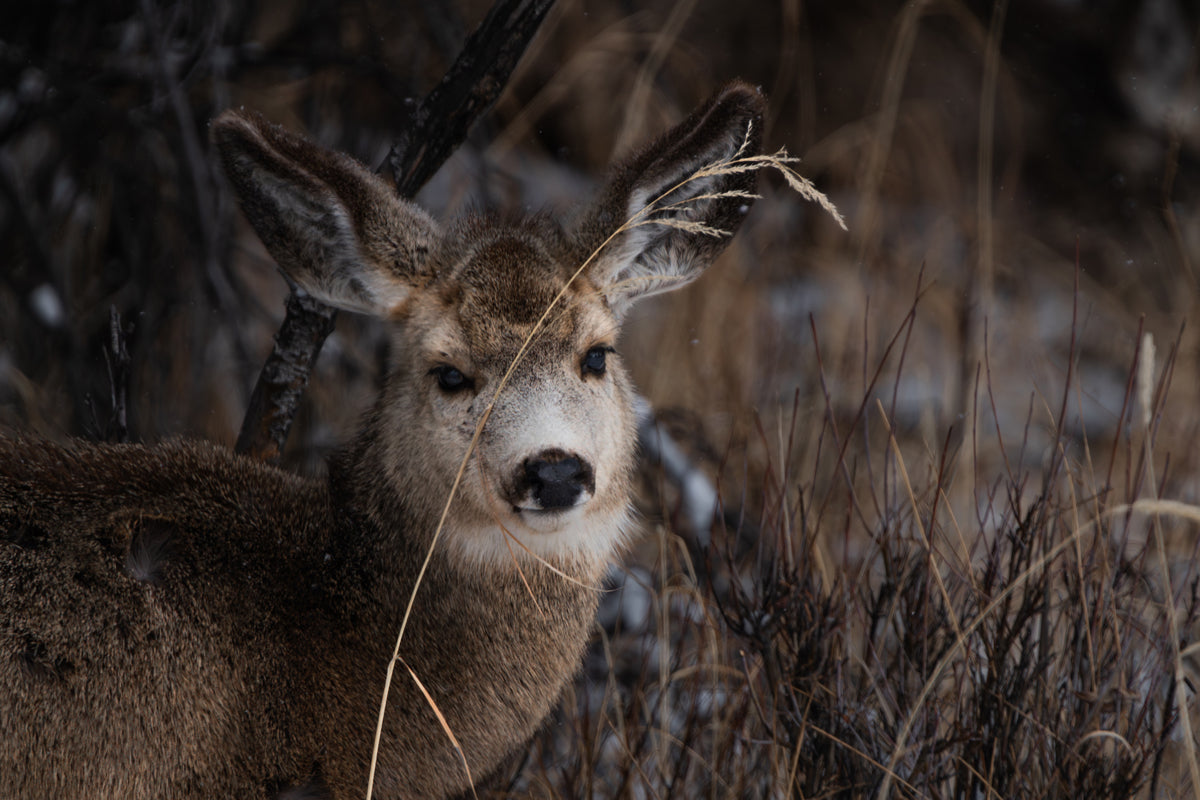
[0,82,764,798]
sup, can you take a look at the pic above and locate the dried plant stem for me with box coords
[876,496,1200,799]
[1138,333,1200,792]
[875,401,968,655]
[241,0,554,465]
[804,721,924,797]
[365,124,842,798]
[1060,450,1100,693]
[1076,729,1135,757]
[400,660,477,798]
[1160,22,1200,290]
[961,0,1007,430]
[856,0,929,264]
[366,189,625,800]
[612,0,697,156]
[857,0,995,263]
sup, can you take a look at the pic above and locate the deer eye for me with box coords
[582,346,612,378]
[430,365,473,393]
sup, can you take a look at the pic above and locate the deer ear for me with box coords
[211,110,440,316]
[575,82,765,319]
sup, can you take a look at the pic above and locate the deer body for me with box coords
[0,83,763,798]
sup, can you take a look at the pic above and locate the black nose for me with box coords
[522,450,595,510]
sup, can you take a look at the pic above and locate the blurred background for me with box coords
[3,0,1198,469]
[4,0,1200,795]
[4,0,1199,498]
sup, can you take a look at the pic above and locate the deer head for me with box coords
[212,83,764,571]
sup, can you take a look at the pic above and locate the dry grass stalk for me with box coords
[365,119,844,799]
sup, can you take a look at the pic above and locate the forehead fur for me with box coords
[436,215,584,326]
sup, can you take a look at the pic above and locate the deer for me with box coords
[0,81,764,799]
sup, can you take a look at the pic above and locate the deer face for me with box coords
[212,82,764,567]
[375,220,638,562]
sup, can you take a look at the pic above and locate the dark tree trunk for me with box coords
[235,0,556,463]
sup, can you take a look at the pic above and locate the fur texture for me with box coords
[0,82,764,798]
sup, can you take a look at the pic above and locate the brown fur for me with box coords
[0,82,764,798]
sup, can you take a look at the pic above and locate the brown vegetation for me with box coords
[3,0,1200,797]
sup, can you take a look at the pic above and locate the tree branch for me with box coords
[384,0,555,195]
[234,289,336,462]
[235,0,556,462]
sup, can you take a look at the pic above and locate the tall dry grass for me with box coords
[4,1,1200,797]
[483,297,1200,798]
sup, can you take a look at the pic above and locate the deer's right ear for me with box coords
[211,110,439,316]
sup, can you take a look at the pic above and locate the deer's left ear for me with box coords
[574,82,765,320]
